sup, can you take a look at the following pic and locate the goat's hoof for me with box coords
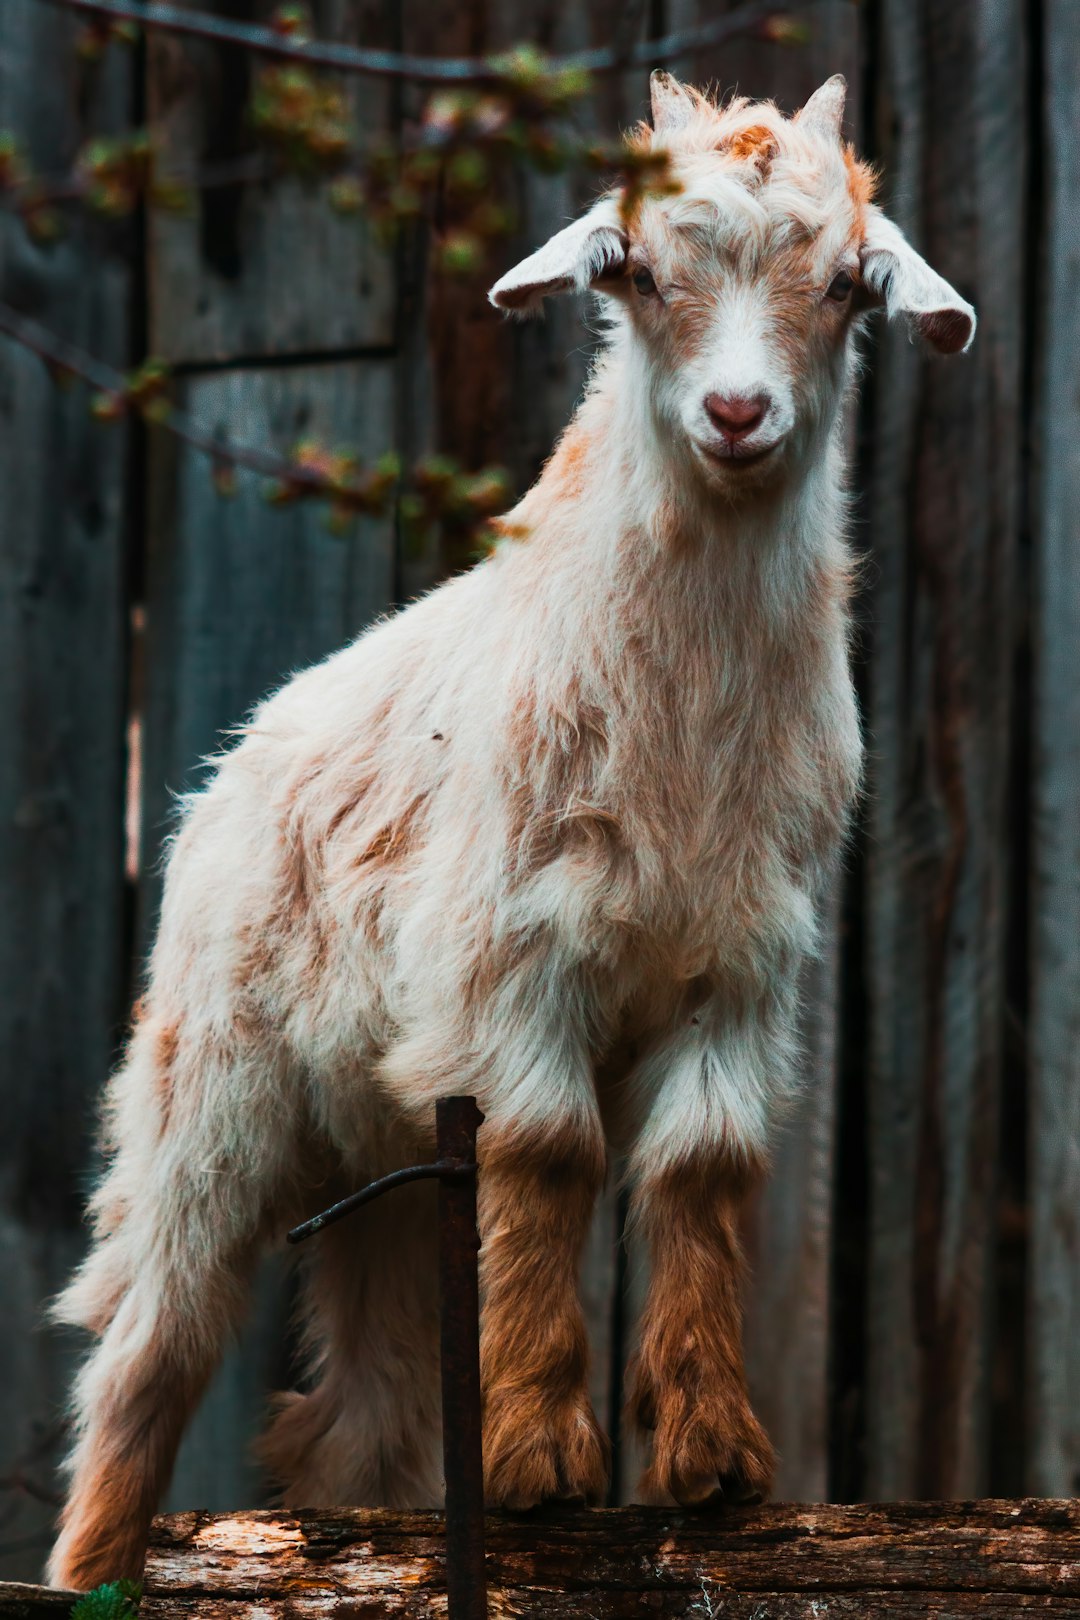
[696,1472,766,1507]
[483,1386,610,1510]
[48,1523,148,1594]
[636,1387,775,1509]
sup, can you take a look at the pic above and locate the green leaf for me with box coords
[70,1577,141,1620]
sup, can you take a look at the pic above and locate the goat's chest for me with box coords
[576,625,860,984]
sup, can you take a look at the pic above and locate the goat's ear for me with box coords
[797,74,846,141]
[488,197,628,316]
[650,69,696,134]
[860,206,976,354]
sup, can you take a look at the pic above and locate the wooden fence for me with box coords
[1,0,1078,1585]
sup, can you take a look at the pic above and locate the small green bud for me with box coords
[437,229,483,275]
[328,175,364,214]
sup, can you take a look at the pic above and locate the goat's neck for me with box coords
[523,349,851,649]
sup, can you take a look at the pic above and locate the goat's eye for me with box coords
[826,270,854,302]
[632,266,657,297]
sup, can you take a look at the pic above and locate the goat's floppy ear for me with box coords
[650,69,696,134]
[860,206,976,354]
[489,196,628,316]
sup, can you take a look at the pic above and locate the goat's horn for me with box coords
[650,69,696,134]
[798,74,847,141]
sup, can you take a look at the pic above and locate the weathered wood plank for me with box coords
[139,358,396,1513]
[859,0,1026,1497]
[488,3,655,494]
[1027,0,1080,1501]
[141,358,397,910]
[0,1585,77,1620]
[137,1501,1080,1617]
[131,1597,1080,1619]
[743,903,841,1503]
[0,0,132,1583]
[146,0,396,363]
[666,0,861,114]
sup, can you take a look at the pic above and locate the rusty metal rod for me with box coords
[286,1159,473,1245]
[436,1097,487,1620]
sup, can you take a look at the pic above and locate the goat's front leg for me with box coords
[478,1121,609,1507]
[626,1004,783,1506]
[380,984,611,1509]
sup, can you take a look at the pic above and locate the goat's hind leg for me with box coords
[48,1012,293,1590]
[261,1178,443,1508]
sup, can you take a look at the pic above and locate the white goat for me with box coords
[49,71,974,1589]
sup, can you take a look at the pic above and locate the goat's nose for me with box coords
[704,392,769,440]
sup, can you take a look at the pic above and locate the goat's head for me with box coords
[490,73,975,492]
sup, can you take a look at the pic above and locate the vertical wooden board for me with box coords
[141,357,397,908]
[400,0,656,536]
[860,0,1024,1498]
[1027,0,1080,1501]
[394,0,495,601]
[666,0,861,111]
[743,903,840,1502]
[615,1207,653,1504]
[490,2,656,495]
[580,1187,620,1463]
[659,0,861,1502]
[0,4,131,1580]
[139,360,395,1510]
[146,0,396,363]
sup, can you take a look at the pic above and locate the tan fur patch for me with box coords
[628,1154,775,1505]
[49,1329,206,1588]
[546,424,591,498]
[479,1123,609,1508]
[153,1019,180,1136]
[725,123,779,175]
[844,144,878,212]
[502,674,618,879]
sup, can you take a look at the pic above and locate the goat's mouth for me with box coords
[694,438,780,470]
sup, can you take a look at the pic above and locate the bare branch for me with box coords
[38,0,816,83]
[0,300,364,484]
[0,301,512,541]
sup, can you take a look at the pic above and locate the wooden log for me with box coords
[131,1502,1080,1618]
[0,1584,77,1619]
